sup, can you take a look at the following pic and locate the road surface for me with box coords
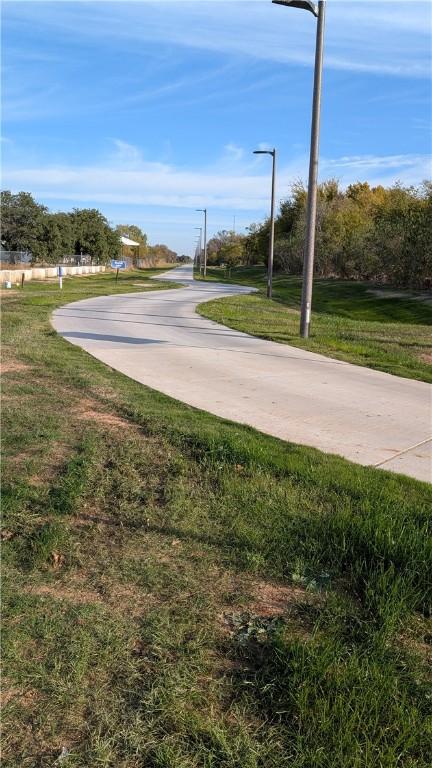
[52,264,431,482]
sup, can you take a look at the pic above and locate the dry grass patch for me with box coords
[419,351,432,365]
[23,580,103,606]
[0,359,32,374]
[1,681,39,710]
[23,572,158,619]
[248,578,311,617]
[76,406,135,431]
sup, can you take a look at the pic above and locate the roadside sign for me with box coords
[111,260,126,269]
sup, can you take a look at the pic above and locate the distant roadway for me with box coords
[52,264,431,482]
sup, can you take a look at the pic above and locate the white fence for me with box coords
[1,265,106,284]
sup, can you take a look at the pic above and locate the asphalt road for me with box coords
[52,264,432,482]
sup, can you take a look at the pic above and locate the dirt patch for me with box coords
[0,359,31,374]
[24,576,157,618]
[25,582,103,606]
[398,615,432,667]
[109,583,157,617]
[75,398,135,431]
[219,577,323,644]
[418,352,432,365]
[88,385,121,402]
[1,681,39,710]
[248,579,309,617]
[73,511,119,528]
[78,408,133,429]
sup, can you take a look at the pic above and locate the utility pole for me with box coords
[273,0,326,337]
[194,227,202,273]
[196,208,207,277]
[253,148,277,299]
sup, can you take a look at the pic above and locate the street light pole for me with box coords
[194,227,202,273]
[253,148,276,299]
[195,242,201,271]
[273,0,326,337]
[196,208,207,278]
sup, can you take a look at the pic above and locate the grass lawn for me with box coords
[196,267,432,382]
[2,270,432,767]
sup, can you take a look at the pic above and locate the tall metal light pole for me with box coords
[194,227,202,273]
[253,148,276,299]
[195,242,201,271]
[273,0,326,338]
[196,208,207,278]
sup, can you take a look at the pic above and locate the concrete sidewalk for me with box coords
[52,264,432,482]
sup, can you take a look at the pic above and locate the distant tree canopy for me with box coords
[0,192,176,267]
[207,230,246,272]
[242,180,432,289]
[147,243,177,265]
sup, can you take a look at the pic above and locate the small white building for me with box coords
[120,235,140,267]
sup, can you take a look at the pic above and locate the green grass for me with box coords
[196,267,432,382]
[2,270,432,767]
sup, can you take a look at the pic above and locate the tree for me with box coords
[241,178,432,287]
[147,243,177,265]
[72,208,120,263]
[0,191,47,255]
[219,239,244,276]
[52,212,75,256]
[244,223,267,266]
[31,214,63,263]
[206,230,247,267]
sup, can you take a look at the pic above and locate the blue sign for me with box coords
[111,260,126,270]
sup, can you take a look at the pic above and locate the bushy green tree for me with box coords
[207,230,247,267]
[219,239,244,275]
[0,191,47,255]
[72,208,120,263]
[31,214,62,263]
[244,180,432,288]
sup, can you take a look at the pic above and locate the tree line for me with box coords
[207,181,432,289]
[113,224,177,265]
[0,191,177,265]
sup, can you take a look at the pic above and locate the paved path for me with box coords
[52,264,431,482]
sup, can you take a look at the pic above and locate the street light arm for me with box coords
[272,0,318,18]
[253,149,275,156]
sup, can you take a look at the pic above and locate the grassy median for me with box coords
[2,270,432,767]
[197,266,432,382]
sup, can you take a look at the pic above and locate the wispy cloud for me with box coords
[4,1,431,78]
[110,139,144,167]
[3,142,429,213]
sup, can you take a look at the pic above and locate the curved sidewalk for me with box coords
[52,264,431,482]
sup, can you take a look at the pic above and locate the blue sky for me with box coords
[2,0,431,254]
